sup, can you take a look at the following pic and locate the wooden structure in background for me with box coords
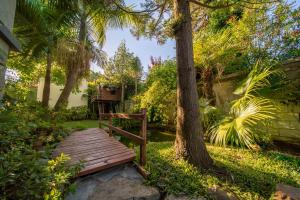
[99,109,147,166]
[91,86,121,113]
[53,109,147,177]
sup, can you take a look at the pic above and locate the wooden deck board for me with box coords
[53,128,136,176]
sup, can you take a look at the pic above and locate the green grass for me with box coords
[145,142,300,199]
[62,120,99,130]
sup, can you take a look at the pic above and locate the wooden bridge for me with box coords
[53,109,147,177]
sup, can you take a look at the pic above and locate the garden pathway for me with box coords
[53,128,136,176]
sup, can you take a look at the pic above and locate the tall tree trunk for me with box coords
[54,70,78,110]
[54,14,86,110]
[42,51,52,107]
[202,67,215,105]
[121,81,125,112]
[173,0,213,169]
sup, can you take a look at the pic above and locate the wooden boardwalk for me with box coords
[53,128,136,176]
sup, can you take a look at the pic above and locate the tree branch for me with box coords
[153,0,168,30]
[189,0,279,10]
[189,0,239,9]
[112,1,162,14]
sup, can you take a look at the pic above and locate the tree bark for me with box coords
[173,0,213,169]
[54,70,78,110]
[54,14,86,110]
[42,51,52,107]
[202,67,215,105]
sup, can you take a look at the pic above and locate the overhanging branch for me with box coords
[189,0,239,9]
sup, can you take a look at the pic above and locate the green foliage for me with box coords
[199,98,223,132]
[209,63,279,149]
[194,13,250,74]
[145,142,300,199]
[60,106,88,121]
[145,60,177,90]
[194,2,300,76]
[0,98,80,199]
[135,60,176,126]
[112,118,140,129]
[98,41,142,86]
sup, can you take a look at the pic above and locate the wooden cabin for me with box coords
[91,85,122,113]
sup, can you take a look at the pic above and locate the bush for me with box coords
[0,101,80,199]
[60,106,88,121]
[134,60,177,127]
[112,118,140,129]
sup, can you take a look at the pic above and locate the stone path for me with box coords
[65,164,160,200]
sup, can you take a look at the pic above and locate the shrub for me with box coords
[60,106,88,121]
[112,118,140,129]
[134,60,177,127]
[0,101,80,199]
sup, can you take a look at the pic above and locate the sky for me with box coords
[101,28,175,72]
[93,0,176,73]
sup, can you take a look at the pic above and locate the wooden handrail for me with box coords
[99,122,144,144]
[98,108,147,166]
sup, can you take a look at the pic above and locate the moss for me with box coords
[145,142,300,199]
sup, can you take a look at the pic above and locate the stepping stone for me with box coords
[208,186,238,200]
[66,164,160,200]
[274,183,300,200]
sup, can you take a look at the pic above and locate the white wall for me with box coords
[37,78,88,108]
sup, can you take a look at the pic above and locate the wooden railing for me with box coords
[99,109,147,166]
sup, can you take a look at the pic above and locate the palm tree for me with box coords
[50,0,141,110]
[194,23,250,106]
[15,0,64,107]
[209,62,278,149]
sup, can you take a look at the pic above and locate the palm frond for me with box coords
[210,62,279,149]
[210,97,276,149]
[232,61,279,111]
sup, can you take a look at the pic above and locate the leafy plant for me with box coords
[199,98,223,133]
[209,62,279,148]
[134,60,177,127]
[0,98,79,200]
[60,106,88,121]
[112,118,140,129]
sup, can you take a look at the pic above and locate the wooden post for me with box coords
[140,108,147,166]
[108,111,112,137]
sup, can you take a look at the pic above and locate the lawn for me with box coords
[62,120,99,129]
[145,142,300,199]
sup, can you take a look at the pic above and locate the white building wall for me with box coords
[37,78,88,108]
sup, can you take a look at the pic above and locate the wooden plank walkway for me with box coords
[53,128,136,176]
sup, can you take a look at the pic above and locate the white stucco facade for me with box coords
[37,78,88,108]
